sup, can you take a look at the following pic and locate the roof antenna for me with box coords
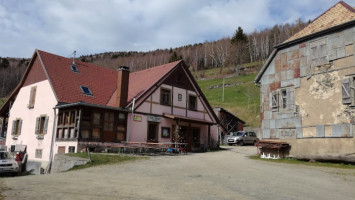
[72,50,76,65]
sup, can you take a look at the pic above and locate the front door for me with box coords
[103,112,115,142]
[147,123,158,142]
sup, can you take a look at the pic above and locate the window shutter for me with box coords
[271,92,279,108]
[35,117,40,135]
[44,116,49,134]
[287,88,294,110]
[18,120,22,135]
[342,78,351,104]
[29,86,37,108]
[11,120,16,135]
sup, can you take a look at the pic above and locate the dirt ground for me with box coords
[1,146,355,200]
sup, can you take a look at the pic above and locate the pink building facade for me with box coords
[0,50,219,172]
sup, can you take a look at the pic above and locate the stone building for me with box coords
[254,1,355,157]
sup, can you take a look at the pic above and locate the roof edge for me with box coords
[254,49,277,83]
[256,19,355,83]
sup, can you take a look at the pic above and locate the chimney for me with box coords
[116,66,130,107]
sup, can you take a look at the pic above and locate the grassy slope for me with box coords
[196,68,260,127]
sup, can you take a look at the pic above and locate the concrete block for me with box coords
[296,127,302,138]
[344,29,354,45]
[332,123,350,137]
[286,70,294,80]
[336,47,346,59]
[270,119,276,129]
[281,71,287,81]
[263,129,270,139]
[316,125,325,137]
[51,154,89,173]
[262,120,270,129]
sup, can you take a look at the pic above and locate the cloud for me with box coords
[0,0,343,57]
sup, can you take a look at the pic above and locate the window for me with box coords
[104,112,114,131]
[70,64,79,73]
[35,149,42,158]
[11,119,22,136]
[281,89,287,109]
[35,116,49,136]
[117,113,126,141]
[188,95,197,110]
[147,123,158,142]
[310,39,328,67]
[161,127,170,138]
[178,94,182,101]
[342,76,355,105]
[28,86,37,108]
[68,146,75,153]
[80,86,93,96]
[273,87,294,112]
[192,128,200,145]
[271,91,279,109]
[160,88,171,106]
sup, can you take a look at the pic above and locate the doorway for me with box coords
[147,123,158,142]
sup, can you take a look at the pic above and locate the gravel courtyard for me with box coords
[1,146,355,200]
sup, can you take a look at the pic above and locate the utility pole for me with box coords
[222,78,225,102]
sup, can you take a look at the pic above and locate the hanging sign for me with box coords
[147,115,161,122]
[133,115,142,122]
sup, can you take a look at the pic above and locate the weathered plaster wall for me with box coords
[260,26,355,156]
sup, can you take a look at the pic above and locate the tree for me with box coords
[0,58,9,69]
[231,27,250,66]
[231,27,248,44]
[169,51,182,62]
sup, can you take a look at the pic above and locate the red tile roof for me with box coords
[106,60,179,107]
[37,50,179,107]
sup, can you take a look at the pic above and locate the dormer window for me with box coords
[80,86,93,96]
[70,64,79,73]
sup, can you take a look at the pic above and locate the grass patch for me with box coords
[250,155,355,169]
[197,73,260,127]
[67,153,147,171]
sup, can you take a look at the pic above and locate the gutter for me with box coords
[55,102,130,112]
[46,107,57,174]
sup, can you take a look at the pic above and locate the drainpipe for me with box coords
[46,107,57,174]
[126,98,135,142]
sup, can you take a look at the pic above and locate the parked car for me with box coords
[227,131,258,146]
[0,150,21,176]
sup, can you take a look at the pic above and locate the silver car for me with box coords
[227,131,258,146]
[0,151,21,176]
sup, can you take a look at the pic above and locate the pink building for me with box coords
[0,49,219,171]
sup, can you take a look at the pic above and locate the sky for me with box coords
[0,0,347,58]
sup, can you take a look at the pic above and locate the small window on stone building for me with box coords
[28,86,37,109]
[281,89,287,109]
[310,38,328,67]
[342,76,355,106]
[278,87,294,112]
[35,149,42,158]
